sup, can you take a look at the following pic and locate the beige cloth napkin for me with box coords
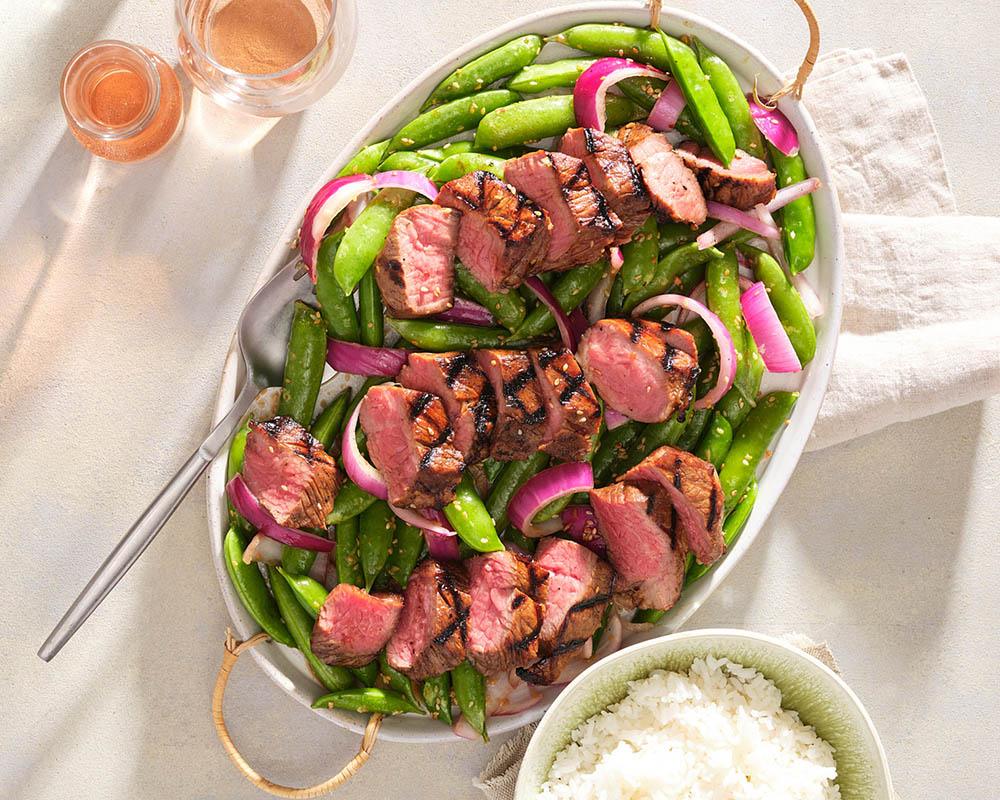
[474,634,845,799]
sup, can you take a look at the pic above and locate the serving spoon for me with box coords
[38,258,314,662]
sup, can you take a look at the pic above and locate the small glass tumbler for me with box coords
[175,0,357,117]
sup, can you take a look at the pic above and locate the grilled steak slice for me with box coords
[560,126,651,245]
[529,346,601,461]
[623,445,725,565]
[243,416,341,529]
[436,171,551,292]
[504,151,621,272]
[676,142,777,210]
[359,384,464,509]
[589,481,687,612]
[616,123,707,226]
[576,319,699,423]
[385,558,471,679]
[398,351,496,464]
[310,584,403,668]
[374,205,460,318]
[474,349,548,461]
[516,537,614,685]
[466,551,549,674]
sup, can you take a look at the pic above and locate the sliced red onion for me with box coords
[509,462,594,537]
[525,276,577,352]
[697,177,821,250]
[561,504,606,558]
[493,682,543,717]
[326,339,408,377]
[647,79,686,131]
[739,275,754,293]
[391,505,456,540]
[609,246,624,273]
[741,281,802,373]
[574,57,667,132]
[341,403,389,500]
[308,550,329,584]
[226,475,334,552]
[568,307,590,343]
[434,297,494,326]
[746,94,800,156]
[604,408,630,430]
[241,532,285,566]
[673,280,706,325]
[792,271,824,318]
[632,294,736,409]
[706,200,779,239]
[300,174,376,279]
[373,169,439,201]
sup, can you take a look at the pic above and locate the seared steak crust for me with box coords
[676,142,777,210]
[530,347,601,461]
[474,349,549,461]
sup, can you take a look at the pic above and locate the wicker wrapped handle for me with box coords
[649,0,820,100]
[212,631,382,798]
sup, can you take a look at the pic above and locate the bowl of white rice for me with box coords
[516,629,892,800]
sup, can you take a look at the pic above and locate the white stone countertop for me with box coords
[2,1,998,798]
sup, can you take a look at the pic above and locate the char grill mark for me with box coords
[476,349,549,461]
[408,392,435,420]
[530,346,601,461]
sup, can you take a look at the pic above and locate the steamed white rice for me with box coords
[539,656,841,800]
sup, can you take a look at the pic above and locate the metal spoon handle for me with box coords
[37,381,258,662]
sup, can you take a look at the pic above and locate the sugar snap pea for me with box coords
[658,31,735,167]
[617,74,665,110]
[454,264,525,331]
[657,220,709,255]
[334,188,415,293]
[475,94,643,151]
[501,525,537,554]
[619,411,691,475]
[674,408,712,452]
[351,661,379,688]
[549,24,669,70]
[223,528,295,647]
[694,412,733,469]
[310,389,351,451]
[424,36,542,110]
[326,480,377,526]
[675,106,707,144]
[681,317,714,362]
[591,421,643,486]
[432,152,507,184]
[686,478,758,585]
[452,660,488,741]
[445,473,504,553]
[335,514,364,587]
[227,417,252,536]
[387,318,509,351]
[511,261,605,339]
[276,567,328,619]
[281,544,317,578]
[268,566,353,691]
[390,90,521,152]
[312,687,423,715]
[625,242,723,313]
[378,651,423,710]
[385,521,424,588]
[605,270,626,317]
[719,391,798,511]
[377,150,439,174]
[767,143,816,274]
[358,267,384,348]
[706,248,749,398]
[421,673,454,725]
[485,451,549,532]
[691,38,764,158]
[745,246,816,364]
[277,301,326,428]
[506,57,598,92]
[418,140,476,161]
[360,500,396,591]
[620,215,659,296]
[315,234,361,343]
[337,139,390,177]
[481,457,506,484]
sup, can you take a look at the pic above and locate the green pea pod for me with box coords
[506,57,598,93]
[452,660,488,741]
[657,221,710,255]
[693,412,733,469]
[674,408,712,452]
[387,318,509,351]
[658,31,736,167]
[605,271,626,317]
[591,605,612,649]
[535,431,600,521]
[359,500,396,591]
[326,481,377,526]
[423,36,542,109]
[268,566,353,691]
[337,139,390,177]
[312,687,424,715]
[481,457,506,484]
[418,140,476,161]
[277,301,327,427]
[501,525,537,554]
[691,38,764,158]
[223,528,295,647]
[390,90,521,152]
[767,144,816,274]
[339,377,391,438]
[357,267,384,348]
[631,607,663,624]
[549,24,669,69]
[591,421,643,486]
[616,75,665,110]
[385,522,424,588]
[310,389,351,450]
[227,418,253,536]
[475,94,644,151]
[378,651,423,710]
[281,545,317,578]
[485,451,549,532]
[454,264,525,331]
[315,234,361,343]
[620,411,691,475]
[334,188,415,293]
[625,243,723,313]
[620,215,660,296]
[421,673,454,725]
[378,150,439,174]
[350,661,379,688]
[706,248,749,397]
[745,246,816,364]
[675,106,707,144]
[511,261,606,339]
[719,391,798,511]
[432,152,507,184]
[445,473,504,553]
[681,317,714,362]
[714,386,753,430]
[276,567,328,619]
[686,478,758,585]
[335,514,364,587]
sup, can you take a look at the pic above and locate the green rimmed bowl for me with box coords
[516,629,893,799]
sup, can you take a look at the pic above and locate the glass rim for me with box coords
[60,40,163,141]
[174,0,339,80]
